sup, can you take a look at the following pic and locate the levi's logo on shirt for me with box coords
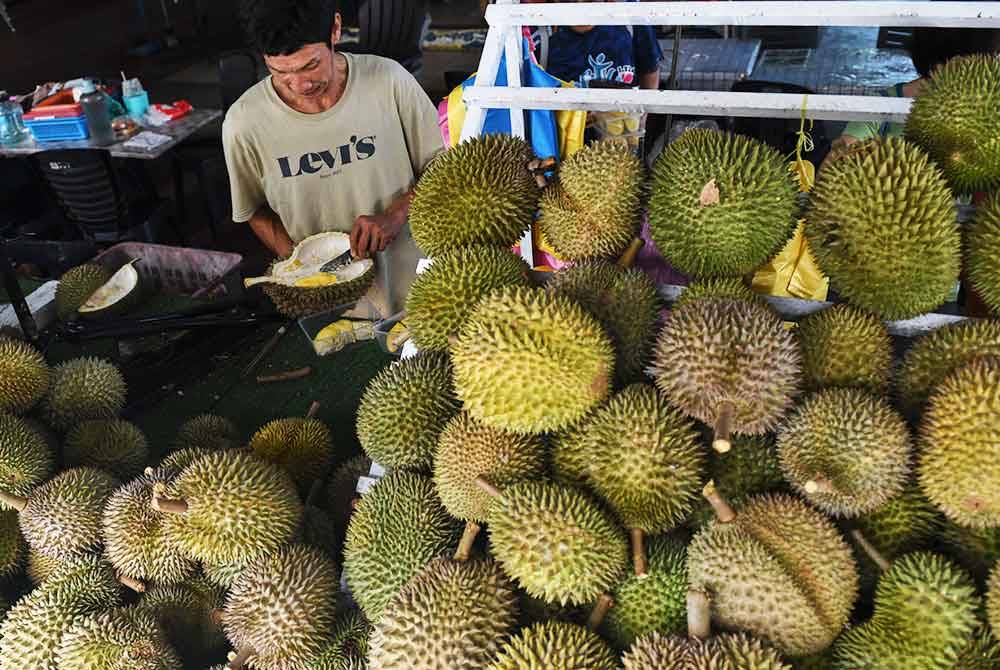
[276,135,377,178]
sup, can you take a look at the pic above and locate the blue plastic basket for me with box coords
[25,116,89,142]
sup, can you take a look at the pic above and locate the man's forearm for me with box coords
[248,206,295,259]
[386,188,416,229]
[639,70,661,90]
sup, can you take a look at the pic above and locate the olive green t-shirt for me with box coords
[222,52,444,242]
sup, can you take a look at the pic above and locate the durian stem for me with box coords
[804,476,835,495]
[227,647,255,670]
[617,238,645,269]
[474,477,502,500]
[0,491,28,511]
[586,593,614,631]
[712,402,735,454]
[630,528,648,577]
[305,401,321,419]
[257,367,312,384]
[702,480,736,524]
[687,590,712,640]
[454,522,482,563]
[117,572,146,593]
[850,529,892,573]
[151,492,189,515]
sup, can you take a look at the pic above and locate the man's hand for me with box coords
[350,213,403,259]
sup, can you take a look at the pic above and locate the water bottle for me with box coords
[79,80,115,145]
[0,97,27,145]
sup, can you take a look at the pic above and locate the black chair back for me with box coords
[358,0,427,62]
[218,50,261,114]
[34,150,125,240]
[727,80,828,160]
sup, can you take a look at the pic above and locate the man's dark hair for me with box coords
[241,0,340,56]
[909,28,1000,77]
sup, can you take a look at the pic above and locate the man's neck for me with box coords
[274,52,349,114]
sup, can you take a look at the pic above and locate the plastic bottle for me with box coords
[79,80,115,145]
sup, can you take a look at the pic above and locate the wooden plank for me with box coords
[463,86,914,122]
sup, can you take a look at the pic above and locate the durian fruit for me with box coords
[549,408,601,488]
[546,261,660,384]
[688,436,785,530]
[488,621,619,670]
[405,245,531,351]
[515,590,588,628]
[806,137,960,319]
[139,575,227,662]
[172,414,240,452]
[648,128,798,278]
[452,286,615,434]
[673,277,762,311]
[0,338,49,415]
[622,631,791,670]
[0,510,24,579]
[432,412,546,560]
[64,419,150,480]
[356,352,460,471]
[919,357,1000,528]
[482,479,628,606]
[39,357,126,432]
[344,471,462,621]
[795,304,892,392]
[968,194,1000,318]
[940,522,1000,585]
[248,417,334,492]
[1,466,119,560]
[538,141,644,260]
[299,502,340,559]
[368,558,518,670]
[55,607,183,670]
[410,134,539,256]
[832,552,980,669]
[652,298,801,452]
[0,412,54,510]
[325,454,371,538]
[554,384,704,574]
[905,54,1000,194]
[603,535,688,649]
[153,450,303,566]
[202,558,246,590]
[777,388,911,518]
[897,320,1000,414]
[223,544,339,670]
[952,627,1000,670]
[310,609,372,670]
[26,547,66,585]
[688,488,859,656]
[157,447,212,478]
[989,566,1000,636]
[55,264,111,320]
[103,474,198,587]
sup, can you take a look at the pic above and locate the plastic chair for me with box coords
[343,0,429,75]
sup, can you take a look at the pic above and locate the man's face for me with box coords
[264,13,342,100]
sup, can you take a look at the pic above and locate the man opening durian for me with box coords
[224,0,443,263]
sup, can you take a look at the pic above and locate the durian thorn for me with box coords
[454,522,482,563]
[474,477,502,500]
[227,646,255,670]
[305,401,321,419]
[849,529,892,573]
[0,491,28,511]
[586,593,614,631]
[712,401,735,454]
[617,238,644,269]
[686,589,712,640]
[702,480,736,523]
[151,491,189,515]
[143,467,155,477]
[116,572,146,593]
[630,528,649,578]
[804,477,835,495]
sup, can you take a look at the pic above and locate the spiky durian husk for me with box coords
[356,352,460,471]
[795,304,892,392]
[622,631,791,670]
[55,264,112,321]
[688,436,786,530]
[688,494,859,657]
[103,475,198,585]
[549,407,601,488]
[939,522,1000,585]
[157,447,212,478]
[433,412,545,524]
[0,338,49,415]
[832,552,979,670]
[652,298,802,436]
[26,548,66,585]
[56,608,183,670]
[224,545,339,670]
[139,575,227,661]
[64,419,149,480]
[806,138,960,319]
[648,128,798,278]
[325,454,371,538]
[603,536,688,649]
[485,480,628,606]
[538,141,644,260]
[172,414,240,452]
[38,357,126,432]
[488,621,618,670]
[777,388,911,518]
[905,54,1000,194]
[18,467,119,560]
[248,417,334,492]
[919,357,1000,528]
[410,134,539,256]
[0,510,24,579]
[968,193,1000,318]
[556,384,704,534]
[989,569,1000,641]
[405,245,531,351]
[310,609,372,670]
[159,450,302,566]
[368,559,517,670]
[262,261,375,319]
[202,558,246,590]
[951,627,1000,670]
[0,413,54,511]
[546,260,660,384]
[452,286,615,435]
[673,277,763,311]
[344,471,462,622]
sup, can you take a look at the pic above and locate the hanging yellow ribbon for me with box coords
[793,94,816,191]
